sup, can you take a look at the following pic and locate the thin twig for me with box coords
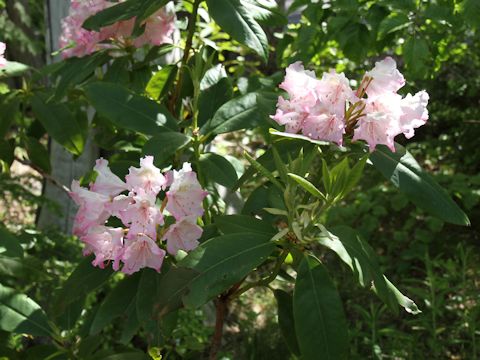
[14,156,70,194]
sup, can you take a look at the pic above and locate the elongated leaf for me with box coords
[55,256,114,315]
[0,227,23,258]
[244,151,283,190]
[84,82,178,135]
[30,93,85,156]
[201,92,276,135]
[25,137,51,173]
[0,61,30,78]
[377,13,411,39]
[215,215,276,236]
[206,0,269,60]
[370,143,470,225]
[143,132,191,165]
[199,152,238,188]
[179,233,275,308]
[54,52,110,99]
[198,78,233,127]
[83,1,141,30]
[287,173,326,201]
[0,93,20,138]
[90,273,140,334]
[274,289,300,356]
[0,284,53,337]
[293,256,348,360]
[146,65,177,100]
[317,225,420,314]
[241,0,288,26]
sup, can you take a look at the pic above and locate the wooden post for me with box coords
[38,1,99,232]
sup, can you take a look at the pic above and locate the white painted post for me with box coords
[38,0,99,232]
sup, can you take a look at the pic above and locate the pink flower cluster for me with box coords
[272,57,429,151]
[0,42,6,68]
[70,156,207,274]
[59,0,175,58]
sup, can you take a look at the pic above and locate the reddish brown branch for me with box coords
[209,297,227,360]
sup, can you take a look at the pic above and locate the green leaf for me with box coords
[30,93,85,156]
[0,61,30,78]
[244,151,284,190]
[293,256,348,360]
[463,0,480,28]
[198,67,233,127]
[206,0,269,60]
[215,215,276,236]
[24,137,51,173]
[179,233,275,308]
[90,273,140,334]
[241,0,288,26]
[0,227,23,258]
[83,1,141,30]
[199,152,238,188]
[370,143,470,225]
[403,37,430,78]
[317,225,420,314]
[0,283,53,337]
[0,139,14,166]
[145,65,177,100]
[143,132,191,165]
[84,82,178,135]
[274,289,300,356]
[53,52,110,99]
[54,256,114,315]
[377,13,411,39]
[0,93,20,138]
[336,22,370,61]
[287,173,326,201]
[201,92,276,135]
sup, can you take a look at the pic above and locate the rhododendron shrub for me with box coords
[70,157,206,274]
[0,1,472,359]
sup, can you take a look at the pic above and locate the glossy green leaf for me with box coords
[84,82,178,135]
[293,255,348,360]
[317,225,420,314]
[24,137,51,173]
[54,256,114,315]
[145,65,177,100]
[0,93,20,138]
[179,233,275,308]
[0,284,53,337]
[287,173,326,201]
[90,273,140,334]
[377,13,411,39]
[201,92,276,135]
[30,93,85,156]
[370,144,470,225]
[0,61,30,78]
[0,227,23,258]
[274,289,300,356]
[199,152,238,188]
[198,74,233,127]
[403,37,430,78]
[241,0,288,26]
[215,215,276,236]
[143,132,191,165]
[206,0,269,60]
[83,1,140,30]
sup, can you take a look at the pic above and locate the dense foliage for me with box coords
[0,0,478,359]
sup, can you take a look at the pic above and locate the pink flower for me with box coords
[279,62,318,108]
[81,226,124,270]
[0,42,6,68]
[121,234,165,274]
[302,113,345,145]
[70,180,111,237]
[163,216,203,255]
[90,158,127,197]
[317,70,357,117]
[399,91,429,139]
[125,156,166,196]
[133,8,175,47]
[352,93,403,152]
[271,96,308,134]
[166,163,208,220]
[120,189,163,240]
[364,57,405,97]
